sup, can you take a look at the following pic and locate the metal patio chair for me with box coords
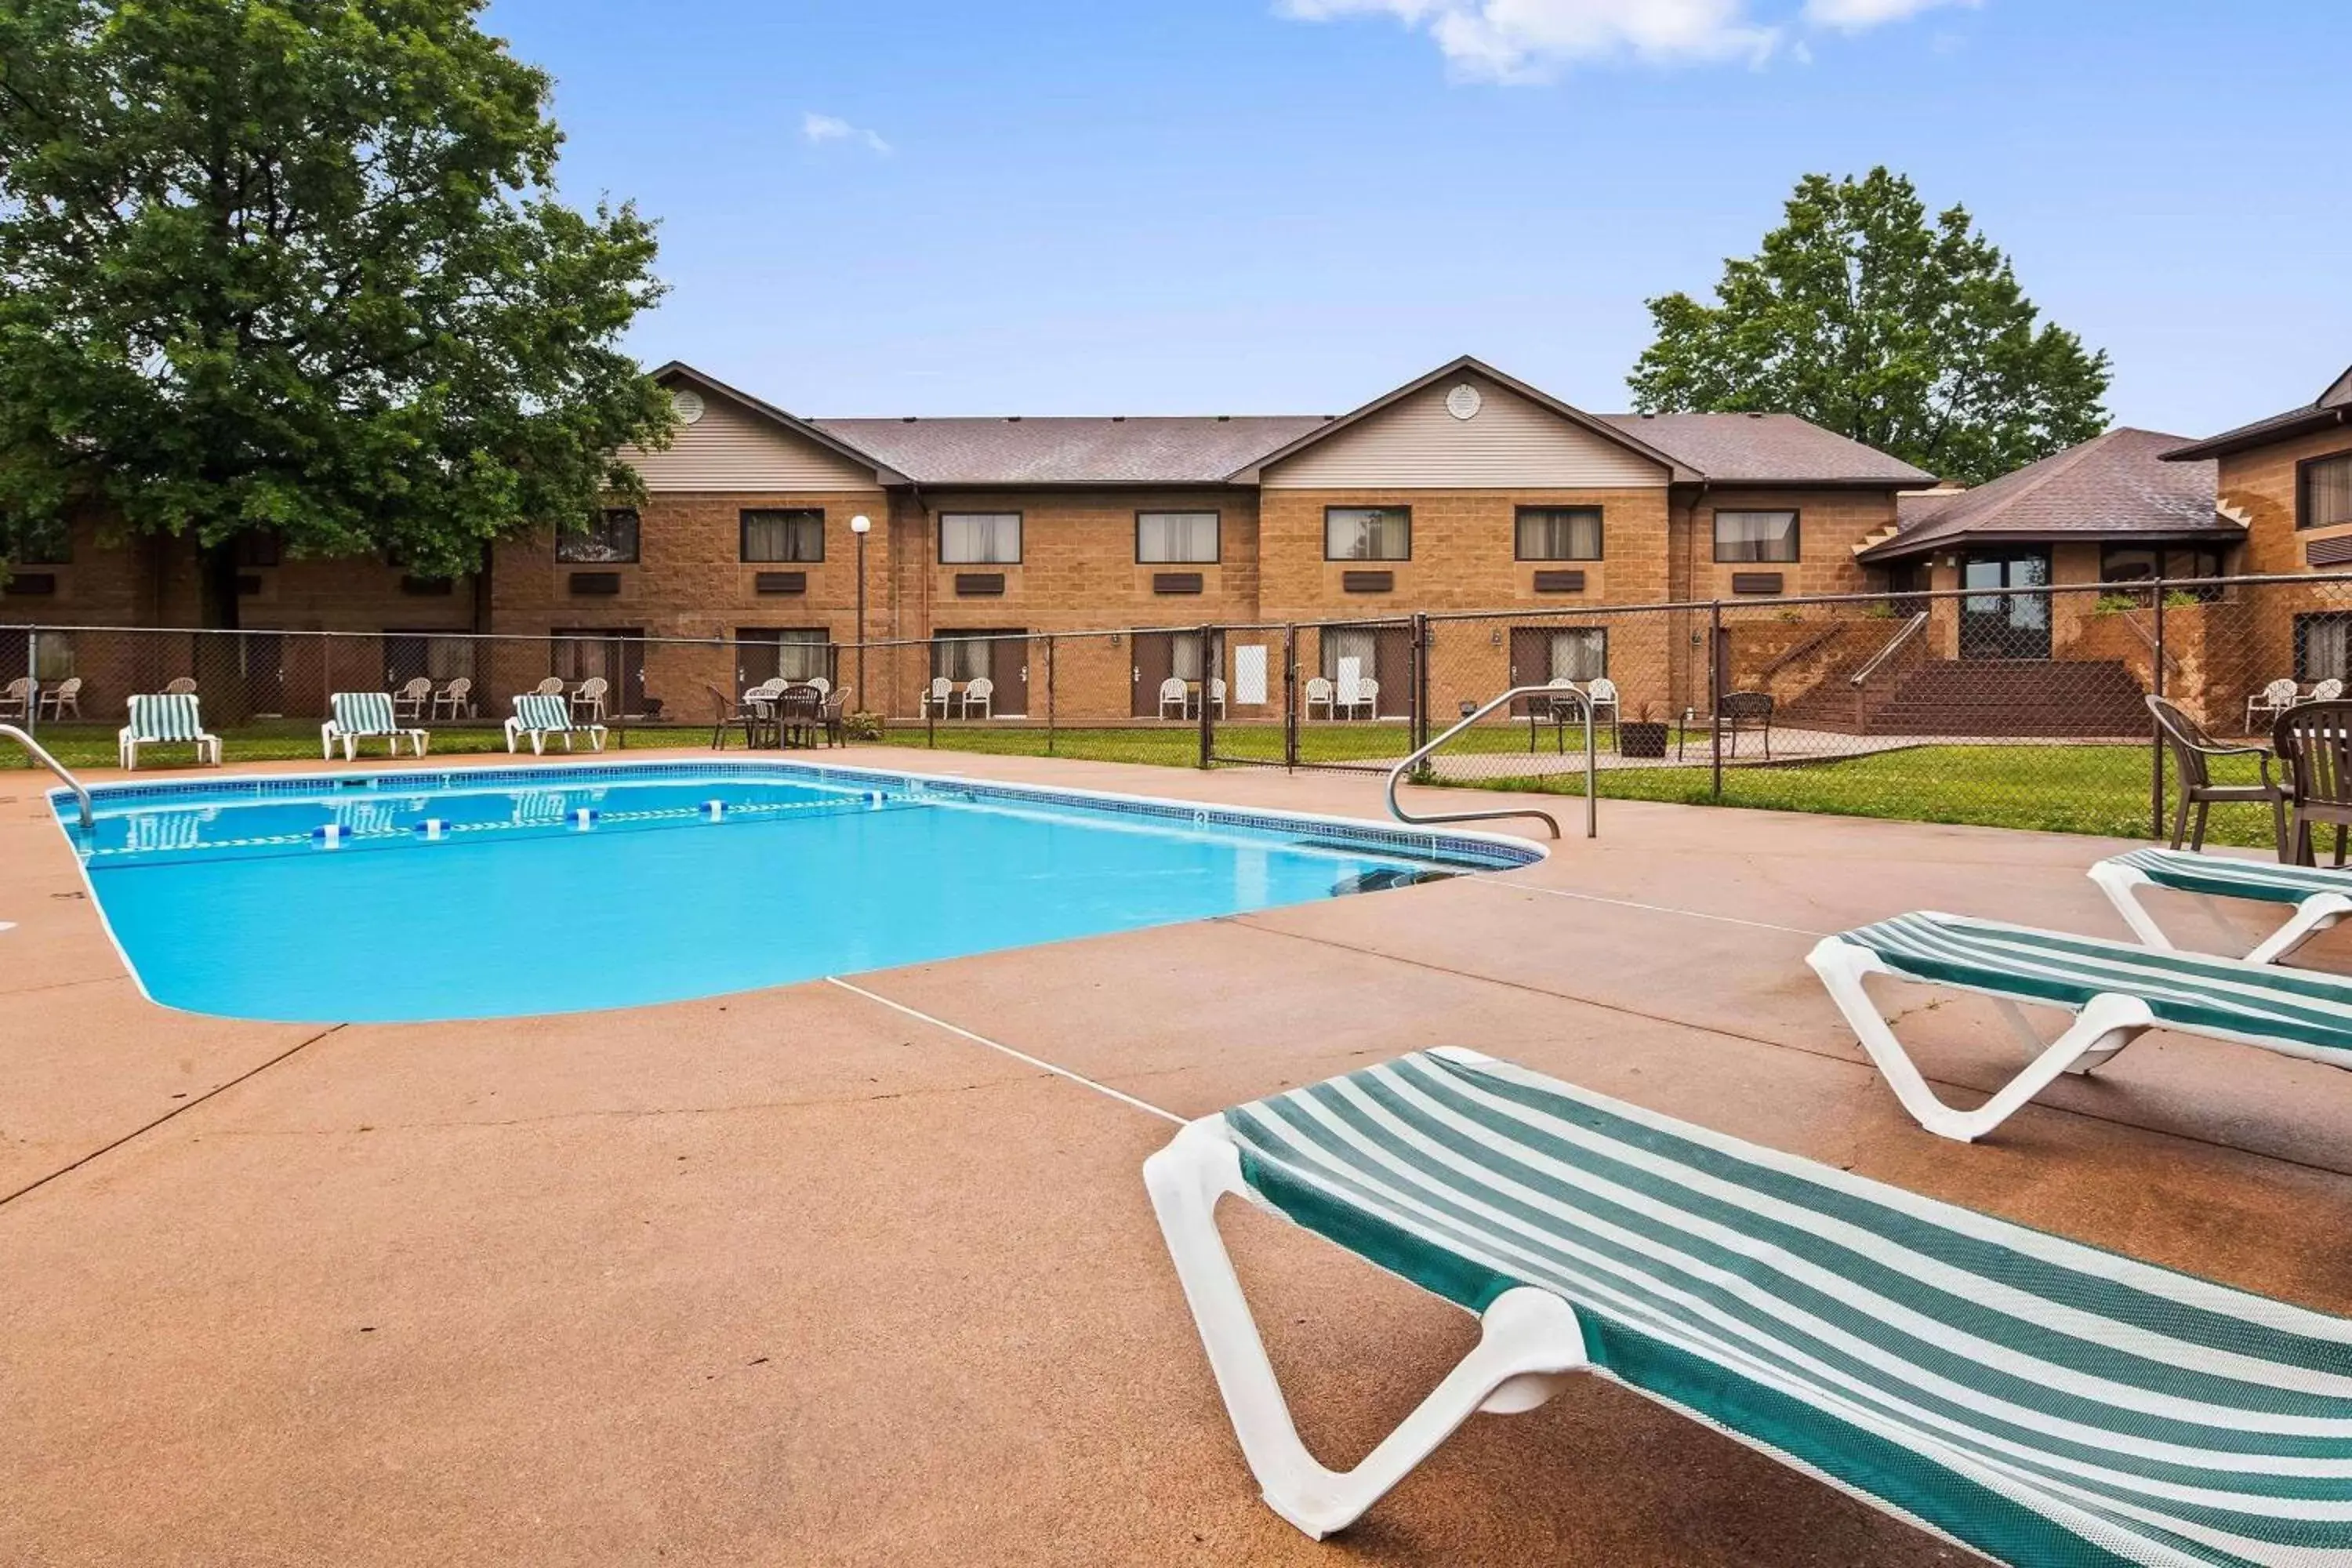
[2147,695,2288,855]
[2275,698,2352,867]
[1680,691,1774,760]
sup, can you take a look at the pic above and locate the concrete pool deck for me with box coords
[4,746,2350,1566]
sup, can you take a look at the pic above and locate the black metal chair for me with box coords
[2274,698,2352,867]
[1681,691,1775,760]
[2147,695,2288,855]
[707,683,757,751]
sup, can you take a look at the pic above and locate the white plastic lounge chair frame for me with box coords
[503,691,607,754]
[1809,909,2352,1142]
[2090,848,2352,964]
[321,691,429,761]
[118,692,222,770]
[1148,1048,2352,1560]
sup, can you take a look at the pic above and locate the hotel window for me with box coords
[2300,454,2352,531]
[738,626,831,683]
[740,508,825,563]
[940,512,1021,564]
[32,630,74,681]
[1515,507,1603,561]
[2296,612,2351,684]
[1546,628,1608,682]
[1324,506,1410,561]
[2099,545,2227,603]
[1714,510,1799,563]
[236,529,283,568]
[558,507,641,564]
[5,515,71,565]
[1136,511,1219,564]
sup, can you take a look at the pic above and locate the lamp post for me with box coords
[849,514,872,706]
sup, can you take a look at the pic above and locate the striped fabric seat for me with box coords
[330,691,400,736]
[1842,911,2352,1057]
[127,692,205,742]
[513,692,575,732]
[1216,1049,2352,1566]
[2092,851,2352,966]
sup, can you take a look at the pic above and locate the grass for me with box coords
[9,716,2274,849]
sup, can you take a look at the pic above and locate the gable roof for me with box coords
[810,415,1325,487]
[2161,362,2352,462]
[1858,428,2234,563]
[1228,355,1698,484]
[1596,412,1936,486]
[647,362,908,485]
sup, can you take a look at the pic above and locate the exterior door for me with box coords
[1132,633,1178,717]
[1507,628,1552,714]
[1960,550,2053,660]
[989,633,1029,717]
[241,631,285,717]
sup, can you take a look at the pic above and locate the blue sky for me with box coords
[485,0,2349,438]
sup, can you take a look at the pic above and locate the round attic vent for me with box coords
[1444,383,1482,421]
[672,389,706,426]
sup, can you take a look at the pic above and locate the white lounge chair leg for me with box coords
[320,723,336,761]
[1143,1118,1588,1540]
[2089,862,2173,950]
[1807,938,2155,1142]
[2245,894,2352,965]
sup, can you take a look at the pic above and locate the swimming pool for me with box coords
[56,761,1540,1023]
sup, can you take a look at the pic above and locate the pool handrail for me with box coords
[1,723,93,835]
[1385,686,1593,842]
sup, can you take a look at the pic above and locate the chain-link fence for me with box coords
[7,572,2351,849]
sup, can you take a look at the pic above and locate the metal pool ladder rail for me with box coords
[2,724,94,835]
[1385,686,1595,842]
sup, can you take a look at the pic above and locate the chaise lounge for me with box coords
[117,691,222,771]
[1808,909,2352,1142]
[2089,846,2352,964]
[321,691,430,761]
[1145,1048,2352,1560]
[504,691,607,755]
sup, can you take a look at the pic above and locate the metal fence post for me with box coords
[1045,634,1058,757]
[1709,599,1724,801]
[2151,578,2168,841]
[24,628,38,737]
[1412,613,1431,755]
[1196,623,1215,768]
[1283,623,1299,772]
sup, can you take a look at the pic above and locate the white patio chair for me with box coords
[2307,677,2347,705]
[1207,677,1227,719]
[961,676,993,719]
[924,676,956,717]
[534,675,565,697]
[1158,677,1189,720]
[572,675,609,721]
[390,676,433,721]
[37,676,81,720]
[1351,677,1381,720]
[1586,676,1620,726]
[2247,677,2297,731]
[430,677,473,720]
[806,675,831,698]
[163,676,198,696]
[0,677,30,722]
[1303,676,1334,720]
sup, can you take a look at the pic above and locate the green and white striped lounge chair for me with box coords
[503,691,606,755]
[321,691,429,762]
[1809,911,2352,1143]
[116,692,222,771]
[2091,848,2352,966]
[1145,1048,2352,1560]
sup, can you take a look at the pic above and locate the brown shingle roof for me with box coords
[1858,429,2234,563]
[808,416,1328,486]
[1595,412,1936,486]
[2161,363,2352,461]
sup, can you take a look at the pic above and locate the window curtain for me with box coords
[1550,630,1606,682]
[942,514,1019,564]
[1139,513,1217,563]
[1516,510,1601,560]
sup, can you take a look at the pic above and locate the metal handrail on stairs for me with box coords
[1385,685,1595,842]
[1849,612,1931,688]
[1,724,94,835]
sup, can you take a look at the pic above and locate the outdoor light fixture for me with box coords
[850,514,871,535]
[850,515,873,705]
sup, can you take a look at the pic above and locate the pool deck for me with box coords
[5,745,2350,1566]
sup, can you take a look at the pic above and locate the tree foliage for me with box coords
[0,0,672,618]
[1628,168,2111,486]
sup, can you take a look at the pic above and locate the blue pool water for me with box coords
[61,763,1534,1023]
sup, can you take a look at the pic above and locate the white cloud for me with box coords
[802,112,891,154]
[1802,0,1969,29]
[1281,0,1975,80]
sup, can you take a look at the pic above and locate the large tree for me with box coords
[1628,168,2110,486]
[0,0,672,622]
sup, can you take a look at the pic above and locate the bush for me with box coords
[841,710,885,742]
[2092,593,2143,615]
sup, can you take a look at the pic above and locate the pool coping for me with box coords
[45,755,1549,874]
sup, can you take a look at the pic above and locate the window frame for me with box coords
[1711,508,1802,564]
[1134,510,1221,565]
[739,508,826,564]
[2293,611,2352,684]
[1323,505,1413,563]
[1513,506,1605,563]
[938,511,1023,566]
[2297,452,2352,532]
[558,507,642,565]
[6,516,72,566]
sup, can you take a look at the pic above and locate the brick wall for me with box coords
[2221,426,2352,575]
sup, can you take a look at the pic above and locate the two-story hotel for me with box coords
[2,354,1940,721]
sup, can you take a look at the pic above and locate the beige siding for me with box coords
[1260,374,1669,491]
[622,394,875,492]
